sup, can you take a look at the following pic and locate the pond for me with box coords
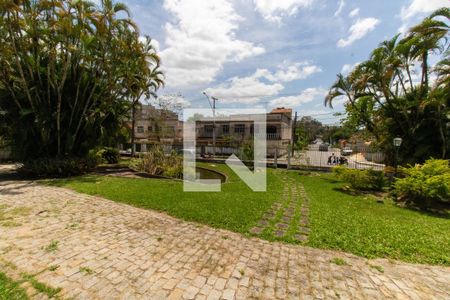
[195,167,227,183]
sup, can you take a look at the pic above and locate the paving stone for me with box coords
[299,227,311,234]
[258,219,268,226]
[249,227,263,234]
[274,230,285,237]
[294,234,308,242]
[282,216,292,222]
[276,223,288,229]
[0,177,448,300]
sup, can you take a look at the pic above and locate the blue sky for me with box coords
[121,0,449,124]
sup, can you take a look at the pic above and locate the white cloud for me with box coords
[204,62,321,104]
[160,0,265,87]
[258,62,322,82]
[205,76,284,104]
[337,17,380,47]
[334,0,345,17]
[269,88,327,107]
[400,0,449,21]
[341,61,360,75]
[253,0,314,23]
[349,8,360,18]
[399,0,449,33]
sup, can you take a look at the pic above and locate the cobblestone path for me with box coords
[250,176,311,243]
[0,179,449,299]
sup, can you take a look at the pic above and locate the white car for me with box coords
[341,147,353,156]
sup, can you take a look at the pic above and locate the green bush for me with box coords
[89,147,120,164]
[100,147,120,164]
[131,146,183,179]
[393,159,450,207]
[333,165,385,191]
[19,156,97,178]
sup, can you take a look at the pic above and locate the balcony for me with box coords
[197,131,280,140]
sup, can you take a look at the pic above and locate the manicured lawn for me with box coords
[0,272,29,300]
[45,164,450,266]
[288,171,450,266]
[45,163,284,233]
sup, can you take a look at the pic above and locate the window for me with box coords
[234,124,245,133]
[137,126,144,133]
[204,125,214,133]
[148,126,153,132]
[222,125,229,134]
[250,124,254,134]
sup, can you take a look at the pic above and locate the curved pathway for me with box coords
[0,179,449,299]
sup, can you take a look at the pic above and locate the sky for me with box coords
[117,0,449,124]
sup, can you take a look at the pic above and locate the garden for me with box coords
[45,158,450,266]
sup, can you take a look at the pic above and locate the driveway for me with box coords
[0,179,449,299]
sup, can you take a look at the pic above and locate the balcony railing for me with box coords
[197,132,281,140]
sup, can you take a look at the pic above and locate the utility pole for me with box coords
[291,111,297,156]
[203,92,218,158]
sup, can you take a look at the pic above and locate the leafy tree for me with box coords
[325,8,450,164]
[0,0,163,161]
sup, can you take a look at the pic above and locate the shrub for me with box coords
[333,165,385,191]
[88,147,120,164]
[393,159,450,207]
[99,147,120,164]
[131,146,183,179]
[19,156,97,178]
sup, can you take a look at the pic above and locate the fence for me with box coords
[124,143,386,171]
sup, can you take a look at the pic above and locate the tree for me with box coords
[0,0,163,160]
[325,8,449,164]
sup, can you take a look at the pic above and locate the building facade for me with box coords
[195,108,293,157]
[127,105,183,152]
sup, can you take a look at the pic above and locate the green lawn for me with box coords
[45,164,450,266]
[0,272,28,300]
[290,171,450,266]
[46,163,284,233]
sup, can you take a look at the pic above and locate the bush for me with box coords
[99,147,120,164]
[89,147,120,164]
[19,157,98,178]
[131,146,183,179]
[333,165,385,191]
[393,159,450,207]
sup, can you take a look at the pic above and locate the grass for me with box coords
[21,274,61,298]
[44,163,284,234]
[43,164,450,265]
[330,257,347,266]
[79,267,93,275]
[291,172,450,266]
[43,240,58,253]
[0,272,29,300]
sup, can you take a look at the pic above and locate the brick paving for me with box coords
[0,178,449,299]
[250,176,310,242]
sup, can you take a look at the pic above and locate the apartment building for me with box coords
[128,105,183,152]
[195,108,293,156]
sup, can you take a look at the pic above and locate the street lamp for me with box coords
[202,92,218,158]
[393,137,402,177]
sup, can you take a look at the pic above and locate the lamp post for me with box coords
[202,92,218,158]
[393,137,402,177]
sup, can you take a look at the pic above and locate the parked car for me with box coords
[319,143,329,151]
[341,147,353,156]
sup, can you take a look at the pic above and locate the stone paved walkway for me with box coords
[0,180,449,299]
[250,176,311,243]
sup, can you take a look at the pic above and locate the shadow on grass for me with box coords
[398,201,450,220]
[41,175,100,187]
